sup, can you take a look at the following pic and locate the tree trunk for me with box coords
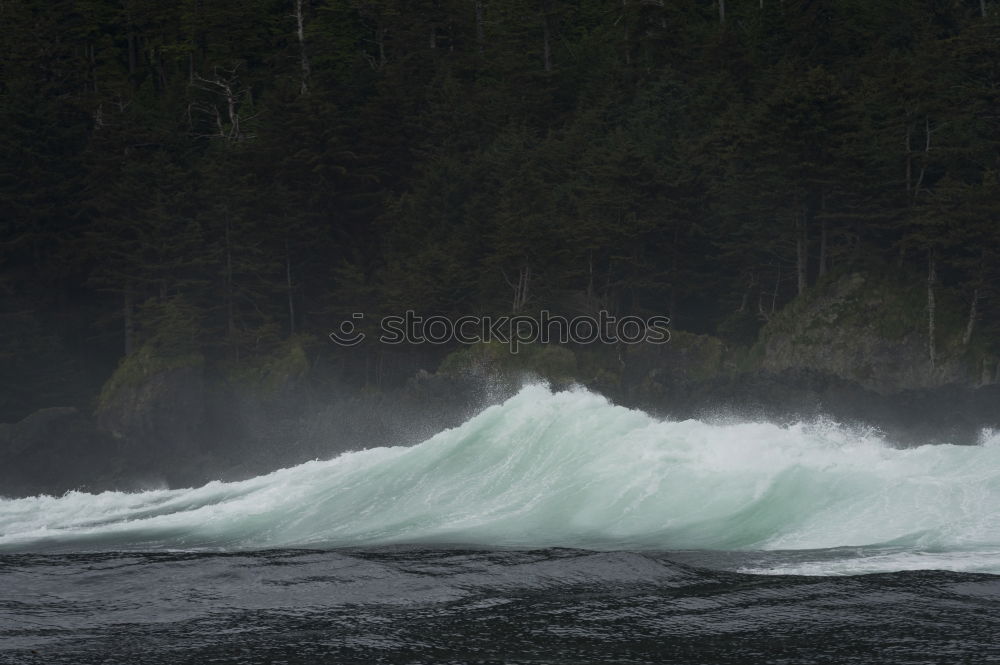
[964,289,979,346]
[904,122,912,195]
[772,264,781,314]
[474,0,485,54]
[796,213,808,296]
[123,288,135,357]
[964,249,986,346]
[738,271,756,313]
[503,266,531,312]
[818,218,828,278]
[586,252,594,311]
[982,0,988,17]
[286,240,296,336]
[127,32,137,79]
[542,3,552,72]
[155,48,167,91]
[670,225,680,323]
[225,216,235,343]
[519,266,530,312]
[928,250,937,369]
[294,0,311,95]
[89,43,98,93]
[125,0,137,81]
[913,117,931,202]
[719,0,726,24]
[378,25,387,68]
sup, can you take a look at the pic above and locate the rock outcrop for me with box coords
[755,272,995,393]
[95,345,208,485]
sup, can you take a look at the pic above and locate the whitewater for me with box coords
[2,384,999,575]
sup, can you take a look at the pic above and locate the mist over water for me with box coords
[2,384,999,575]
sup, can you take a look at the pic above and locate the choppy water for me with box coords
[3,548,1000,664]
[2,385,999,663]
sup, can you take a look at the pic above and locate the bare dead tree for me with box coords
[738,271,757,313]
[502,266,531,313]
[293,0,311,95]
[190,65,257,141]
[964,250,986,346]
[755,266,780,321]
[964,289,979,346]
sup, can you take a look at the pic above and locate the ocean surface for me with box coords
[2,385,999,663]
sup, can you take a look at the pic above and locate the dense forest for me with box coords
[3,0,1000,421]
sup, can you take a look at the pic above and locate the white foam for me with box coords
[2,384,998,574]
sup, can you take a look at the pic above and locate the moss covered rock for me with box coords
[96,343,206,458]
[755,271,995,393]
[223,336,311,397]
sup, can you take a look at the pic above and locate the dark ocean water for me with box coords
[2,547,999,665]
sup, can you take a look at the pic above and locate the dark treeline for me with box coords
[3,0,1000,421]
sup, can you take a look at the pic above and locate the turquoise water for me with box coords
[2,384,999,575]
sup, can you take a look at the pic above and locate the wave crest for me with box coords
[2,384,998,560]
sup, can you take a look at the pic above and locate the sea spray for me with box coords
[1,384,998,574]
